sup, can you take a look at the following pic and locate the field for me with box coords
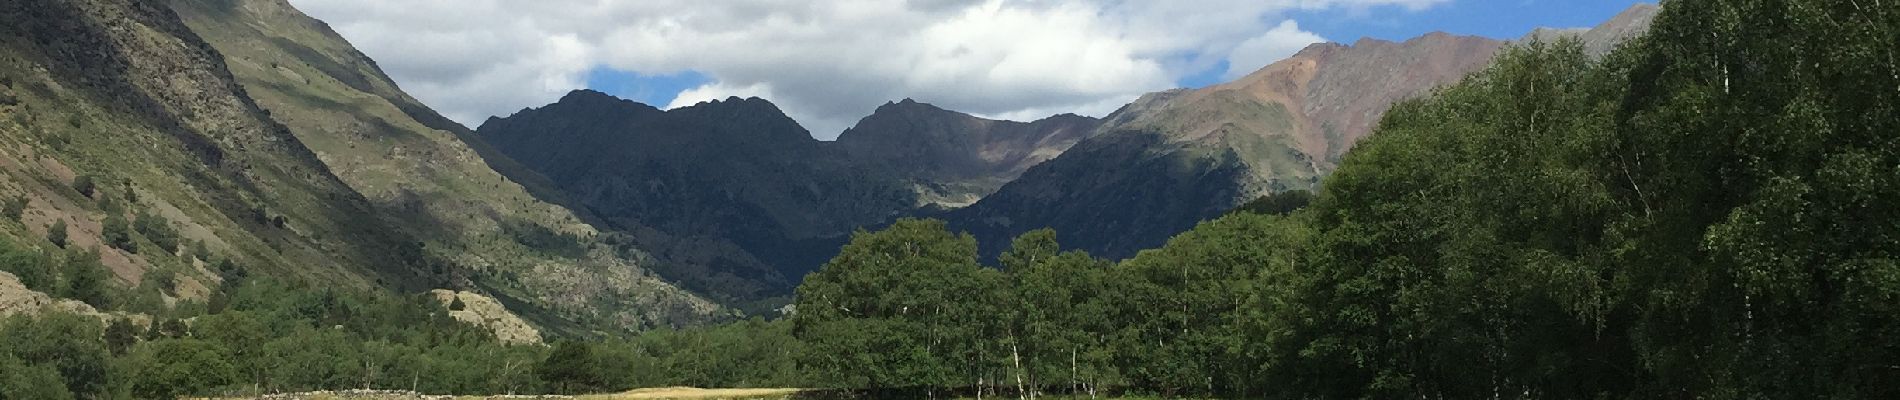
[202,388,808,400]
[581,388,806,399]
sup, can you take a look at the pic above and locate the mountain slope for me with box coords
[945,32,1503,259]
[478,92,1100,301]
[0,0,428,299]
[165,0,720,331]
[836,99,1101,207]
[946,4,1659,260]
[477,92,902,300]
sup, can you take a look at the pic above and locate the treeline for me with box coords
[0,269,819,399]
[789,0,1900,397]
[0,276,545,399]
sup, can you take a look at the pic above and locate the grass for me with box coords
[580,387,805,399]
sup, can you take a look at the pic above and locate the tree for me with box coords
[103,318,138,356]
[0,240,54,293]
[0,312,111,398]
[101,214,133,253]
[61,249,112,310]
[539,341,602,394]
[1001,229,1116,397]
[125,339,237,399]
[448,296,467,311]
[1228,189,1313,216]
[792,218,990,392]
[70,175,94,198]
[0,355,73,400]
[134,211,180,255]
[45,220,65,248]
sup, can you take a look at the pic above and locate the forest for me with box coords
[2,0,1896,398]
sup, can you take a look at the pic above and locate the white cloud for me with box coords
[288,0,1445,139]
[1225,20,1329,79]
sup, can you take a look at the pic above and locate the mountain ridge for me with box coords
[941,4,1659,260]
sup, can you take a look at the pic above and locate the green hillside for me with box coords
[0,0,430,301]
[166,0,722,332]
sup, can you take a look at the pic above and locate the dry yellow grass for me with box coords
[580,387,805,400]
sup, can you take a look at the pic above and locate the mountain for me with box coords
[836,99,1101,207]
[944,4,1660,260]
[1527,3,1661,56]
[0,0,429,300]
[477,92,902,300]
[944,32,1505,259]
[163,0,720,331]
[477,92,1100,300]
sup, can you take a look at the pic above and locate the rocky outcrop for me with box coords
[429,289,542,345]
[0,271,99,318]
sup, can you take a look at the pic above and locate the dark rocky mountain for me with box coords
[477,92,902,300]
[477,92,1101,299]
[942,4,1660,261]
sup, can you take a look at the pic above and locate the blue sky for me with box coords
[296,0,1654,139]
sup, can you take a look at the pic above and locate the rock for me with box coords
[0,270,99,318]
[428,289,543,345]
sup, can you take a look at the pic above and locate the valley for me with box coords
[0,0,1894,398]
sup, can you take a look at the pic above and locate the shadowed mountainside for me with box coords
[165,0,724,332]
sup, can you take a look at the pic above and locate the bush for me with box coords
[448,296,466,311]
[101,215,133,253]
[60,250,112,310]
[2,195,26,221]
[70,175,94,198]
[0,240,54,292]
[133,211,179,255]
[539,341,602,394]
[46,220,65,248]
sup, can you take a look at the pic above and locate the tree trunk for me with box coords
[1012,340,1027,400]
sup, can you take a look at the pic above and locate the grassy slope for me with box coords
[165,0,723,332]
[0,0,431,299]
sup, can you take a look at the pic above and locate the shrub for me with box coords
[101,215,133,253]
[2,195,26,221]
[46,220,66,248]
[133,211,179,255]
[70,175,94,198]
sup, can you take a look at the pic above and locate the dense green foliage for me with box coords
[0,255,804,398]
[132,211,180,256]
[788,1,1900,397]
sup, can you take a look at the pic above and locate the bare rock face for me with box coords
[429,289,543,345]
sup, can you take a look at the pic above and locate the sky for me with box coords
[288,0,1650,140]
